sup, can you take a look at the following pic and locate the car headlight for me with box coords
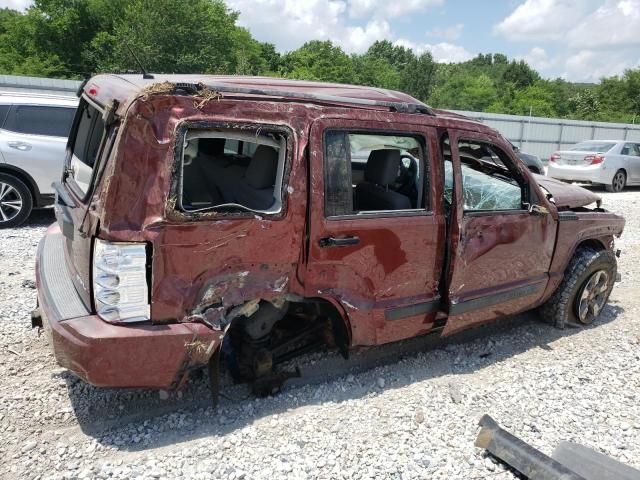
[92,239,150,323]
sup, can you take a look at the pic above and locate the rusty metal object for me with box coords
[552,442,640,480]
[475,415,585,480]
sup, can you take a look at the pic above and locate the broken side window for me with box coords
[178,129,287,215]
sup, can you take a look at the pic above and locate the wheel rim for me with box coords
[576,270,609,323]
[612,172,625,192]
[0,181,23,223]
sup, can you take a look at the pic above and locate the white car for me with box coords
[0,93,78,227]
[547,140,640,192]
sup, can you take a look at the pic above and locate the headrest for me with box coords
[199,138,225,157]
[365,149,400,186]
[246,145,278,189]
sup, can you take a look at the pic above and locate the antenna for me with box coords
[124,41,154,79]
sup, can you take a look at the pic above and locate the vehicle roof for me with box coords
[0,91,78,107]
[85,74,493,135]
[88,73,425,106]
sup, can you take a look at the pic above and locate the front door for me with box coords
[442,130,557,335]
[303,118,446,346]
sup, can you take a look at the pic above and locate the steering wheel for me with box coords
[397,154,417,188]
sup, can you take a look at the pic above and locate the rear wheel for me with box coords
[0,173,33,228]
[539,247,616,328]
[605,170,626,192]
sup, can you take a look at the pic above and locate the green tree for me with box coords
[569,89,600,119]
[399,52,437,102]
[501,60,539,89]
[352,54,401,90]
[280,41,354,83]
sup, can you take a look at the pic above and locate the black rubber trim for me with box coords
[558,211,579,221]
[450,282,545,315]
[385,298,440,321]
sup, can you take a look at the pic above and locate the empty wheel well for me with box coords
[0,165,40,205]
[577,239,606,252]
[218,297,352,383]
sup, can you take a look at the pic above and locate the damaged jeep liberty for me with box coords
[32,74,625,401]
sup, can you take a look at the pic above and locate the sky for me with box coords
[2,0,639,82]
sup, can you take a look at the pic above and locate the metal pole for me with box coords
[558,123,564,150]
[519,119,525,149]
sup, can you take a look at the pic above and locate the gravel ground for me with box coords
[1,190,639,480]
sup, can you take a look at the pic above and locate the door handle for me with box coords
[8,141,31,151]
[319,236,360,248]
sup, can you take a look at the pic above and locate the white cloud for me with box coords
[561,48,638,81]
[349,0,444,18]
[394,39,474,63]
[425,23,463,41]
[517,47,556,71]
[228,0,390,53]
[493,0,599,41]
[567,0,640,48]
[0,0,31,10]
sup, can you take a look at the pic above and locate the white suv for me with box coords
[0,93,78,227]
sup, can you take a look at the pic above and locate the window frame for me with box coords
[322,128,431,220]
[170,120,293,220]
[64,96,111,202]
[3,104,75,138]
[454,136,531,217]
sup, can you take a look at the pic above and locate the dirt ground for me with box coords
[0,188,639,480]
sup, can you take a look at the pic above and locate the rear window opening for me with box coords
[178,129,287,215]
[67,100,106,196]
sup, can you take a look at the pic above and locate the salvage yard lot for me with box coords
[1,190,639,480]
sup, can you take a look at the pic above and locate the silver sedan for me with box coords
[547,140,640,192]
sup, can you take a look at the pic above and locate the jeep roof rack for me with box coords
[192,81,435,115]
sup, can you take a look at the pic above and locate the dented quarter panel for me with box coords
[540,211,625,301]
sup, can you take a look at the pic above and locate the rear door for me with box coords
[304,117,446,346]
[442,129,556,336]
[56,97,112,308]
[0,104,75,195]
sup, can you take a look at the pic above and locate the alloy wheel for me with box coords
[0,181,23,223]
[612,171,625,192]
[576,269,609,323]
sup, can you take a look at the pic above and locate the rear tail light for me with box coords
[92,239,150,323]
[585,154,605,165]
[549,153,560,162]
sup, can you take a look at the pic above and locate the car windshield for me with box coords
[568,141,616,152]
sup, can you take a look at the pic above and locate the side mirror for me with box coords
[525,203,549,215]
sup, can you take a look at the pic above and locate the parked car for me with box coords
[32,75,625,403]
[0,93,78,227]
[548,140,640,192]
[510,142,545,174]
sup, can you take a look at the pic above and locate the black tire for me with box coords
[0,173,33,228]
[527,166,541,174]
[605,169,626,192]
[539,247,617,329]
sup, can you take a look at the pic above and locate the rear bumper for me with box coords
[35,225,221,389]
[547,164,611,185]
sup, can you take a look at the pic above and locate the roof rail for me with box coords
[186,82,434,115]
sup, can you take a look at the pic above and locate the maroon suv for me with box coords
[32,75,625,400]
